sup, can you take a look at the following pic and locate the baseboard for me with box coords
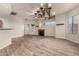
[12,35,24,39]
[24,34,38,36]
[24,34,55,38]
[55,38,66,40]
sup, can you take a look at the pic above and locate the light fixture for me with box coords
[34,3,55,29]
[10,4,17,16]
[10,12,17,15]
[37,8,40,10]
[48,3,52,7]
[34,3,54,19]
[41,3,43,7]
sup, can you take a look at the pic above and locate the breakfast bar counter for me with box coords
[0,28,12,49]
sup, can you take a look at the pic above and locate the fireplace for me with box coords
[38,29,44,36]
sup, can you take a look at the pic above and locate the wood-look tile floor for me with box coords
[0,35,79,56]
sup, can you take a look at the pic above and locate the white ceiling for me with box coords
[0,3,79,17]
[11,3,79,15]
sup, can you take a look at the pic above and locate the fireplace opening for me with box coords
[38,29,44,36]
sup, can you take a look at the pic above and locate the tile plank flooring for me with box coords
[0,35,79,56]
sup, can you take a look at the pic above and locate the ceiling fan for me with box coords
[10,11,17,15]
[10,4,17,16]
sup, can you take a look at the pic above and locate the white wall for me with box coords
[0,17,12,49]
[55,6,79,44]
[0,4,24,49]
[55,14,66,39]
[0,30,11,49]
[44,21,56,36]
[24,19,38,35]
[3,16,24,38]
[0,16,24,49]
[24,18,55,37]
[0,4,11,17]
[66,6,79,43]
[0,4,24,38]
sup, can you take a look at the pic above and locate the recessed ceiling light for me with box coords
[41,3,43,7]
[48,3,52,7]
[37,8,39,11]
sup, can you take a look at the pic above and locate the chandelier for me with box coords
[34,3,55,19]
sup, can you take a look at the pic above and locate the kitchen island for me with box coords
[0,28,12,49]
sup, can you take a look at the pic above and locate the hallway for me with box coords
[0,35,79,56]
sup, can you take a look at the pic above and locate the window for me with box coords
[68,15,78,34]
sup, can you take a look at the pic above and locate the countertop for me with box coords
[0,28,13,30]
